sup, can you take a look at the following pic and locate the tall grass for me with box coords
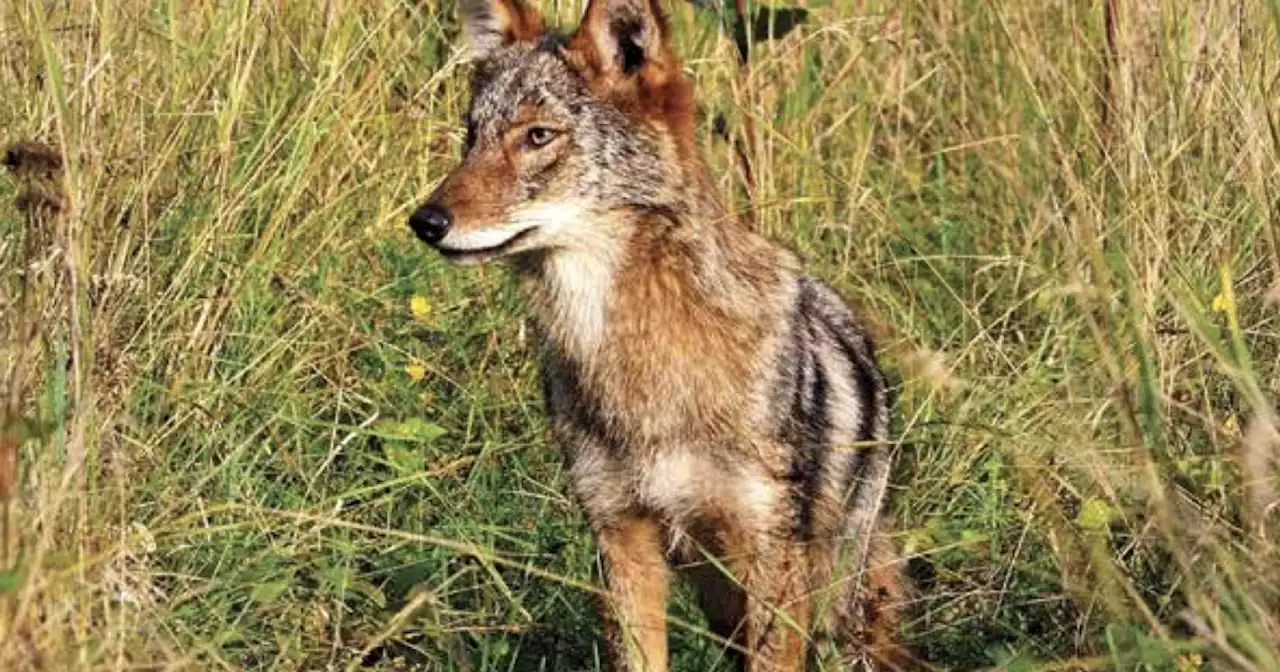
[1,0,1277,669]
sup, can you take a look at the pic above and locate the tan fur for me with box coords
[599,514,671,671]
[566,0,697,159]
[863,532,913,671]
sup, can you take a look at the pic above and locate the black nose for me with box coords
[409,204,452,245]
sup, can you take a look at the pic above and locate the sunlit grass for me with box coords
[1,0,1278,669]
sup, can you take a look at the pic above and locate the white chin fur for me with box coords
[438,200,592,254]
[437,222,535,253]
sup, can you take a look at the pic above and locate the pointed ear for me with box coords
[571,0,675,76]
[459,0,547,60]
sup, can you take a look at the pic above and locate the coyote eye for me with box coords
[525,127,558,149]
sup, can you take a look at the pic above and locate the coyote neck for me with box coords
[530,239,621,360]
[521,203,764,369]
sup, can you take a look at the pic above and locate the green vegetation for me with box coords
[2,0,1277,669]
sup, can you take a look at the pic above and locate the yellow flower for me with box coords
[1210,290,1232,314]
[409,295,431,322]
[1174,652,1203,672]
[1076,497,1113,531]
[1223,415,1240,437]
[1211,267,1235,314]
[404,362,427,382]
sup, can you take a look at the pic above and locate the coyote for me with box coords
[408,0,910,669]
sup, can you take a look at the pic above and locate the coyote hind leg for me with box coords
[835,526,914,671]
[736,538,812,672]
[686,562,747,671]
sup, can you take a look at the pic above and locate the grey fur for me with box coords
[465,43,675,211]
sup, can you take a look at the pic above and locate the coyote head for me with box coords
[409,0,697,264]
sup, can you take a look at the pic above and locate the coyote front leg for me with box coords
[597,514,670,672]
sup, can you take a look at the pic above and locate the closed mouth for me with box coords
[436,226,538,263]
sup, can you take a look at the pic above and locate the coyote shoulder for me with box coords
[408,0,911,669]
